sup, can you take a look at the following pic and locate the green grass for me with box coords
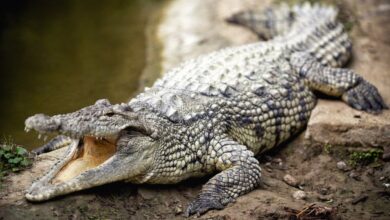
[349,149,383,167]
[323,143,332,154]
[0,137,33,186]
[322,143,383,168]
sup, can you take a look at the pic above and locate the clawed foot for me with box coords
[184,195,233,217]
[342,79,388,113]
[32,146,47,155]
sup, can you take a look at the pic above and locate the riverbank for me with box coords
[1,0,389,219]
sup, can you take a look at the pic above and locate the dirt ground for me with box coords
[1,0,390,219]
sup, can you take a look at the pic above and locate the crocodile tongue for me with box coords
[51,136,117,184]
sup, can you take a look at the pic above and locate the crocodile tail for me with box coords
[226,3,294,41]
[227,3,352,68]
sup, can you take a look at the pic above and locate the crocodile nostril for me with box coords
[25,114,60,132]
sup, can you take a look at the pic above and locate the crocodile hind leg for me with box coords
[185,139,261,216]
[290,52,388,113]
[32,135,72,155]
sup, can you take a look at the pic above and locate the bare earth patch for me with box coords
[1,0,389,219]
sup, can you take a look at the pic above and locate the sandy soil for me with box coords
[1,0,390,219]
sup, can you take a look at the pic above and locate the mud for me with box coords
[1,0,390,219]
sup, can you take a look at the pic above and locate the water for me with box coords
[0,0,164,150]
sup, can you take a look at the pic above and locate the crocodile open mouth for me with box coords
[51,135,117,184]
[25,134,122,201]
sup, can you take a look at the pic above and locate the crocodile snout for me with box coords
[25,113,61,134]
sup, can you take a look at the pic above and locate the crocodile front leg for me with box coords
[185,139,261,216]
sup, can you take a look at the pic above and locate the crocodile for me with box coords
[24,3,387,216]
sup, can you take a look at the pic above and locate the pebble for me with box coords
[293,190,307,200]
[283,174,299,187]
[383,147,390,161]
[336,161,348,171]
[351,195,368,205]
[265,155,273,162]
[273,158,282,163]
[273,158,284,168]
[349,171,360,180]
[383,152,390,161]
[319,187,330,195]
[137,188,155,200]
[317,194,333,201]
[174,205,183,215]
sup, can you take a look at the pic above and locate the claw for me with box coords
[342,80,387,113]
[185,196,227,217]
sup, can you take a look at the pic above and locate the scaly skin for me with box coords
[24,3,387,216]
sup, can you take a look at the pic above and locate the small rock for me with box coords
[317,194,333,201]
[382,146,390,161]
[264,155,273,162]
[379,176,385,181]
[174,205,183,215]
[273,158,282,163]
[273,158,284,168]
[383,152,390,161]
[336,161,348,171]
[319,187,330,195]
[367,168,374,176]
[349,171,360,180]
[138,188,155,200]
[293,190,307,200]
[283,174,299,187]
[351,195,368,205]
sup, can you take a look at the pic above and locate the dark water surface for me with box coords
[0,0,164,149]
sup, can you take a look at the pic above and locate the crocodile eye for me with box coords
[105,112,115,117]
